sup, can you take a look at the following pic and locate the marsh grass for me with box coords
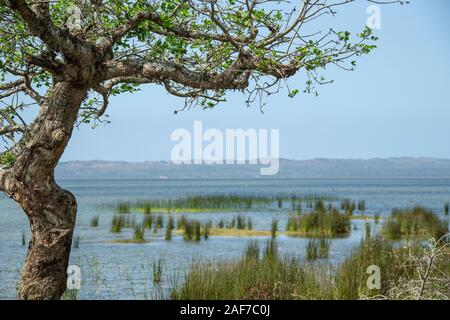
[90,215,100,227]
[365,222,371,240]
[341,199,356,215]
[382,207,448,240]
[111,215,137,233]
[271,219,278,238]
[143,215,153,229]
[152,258,163,284]
[306,238,330,260]
[111,194,337,214]
[216,215,253,230]
[357,200,366,212]
[286,208,350,237]
[116,202,131,214]
[165,216,174,240]
[133,224,145,241]
[171,236,449,300]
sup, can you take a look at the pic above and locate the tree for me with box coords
[0,0,403,299]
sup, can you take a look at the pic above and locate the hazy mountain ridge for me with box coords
[55,158,450,179]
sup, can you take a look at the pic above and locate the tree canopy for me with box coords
[0,0,400,166]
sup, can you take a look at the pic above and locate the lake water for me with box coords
[1,178,449,299]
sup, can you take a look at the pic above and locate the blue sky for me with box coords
[62,0,450,162]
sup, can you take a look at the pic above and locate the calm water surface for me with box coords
[1,178,449,299]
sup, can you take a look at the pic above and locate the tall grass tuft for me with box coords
[245,241,260,260]
[306,239,319,260]
[133,224,145,241]
[382,207,448,240]
[365,222,371,240]
[165,215,174,240]
[111,215,126,233]
[204,221,210,239]
[143,214,153,229]
[90,215,99,227]
[263,239,278,260]
[116,202,131,214]
[152,258,163,284]
[357,200,366,212]
[271,219,278,238]
[286,208,350,237]
[194,221,202,241]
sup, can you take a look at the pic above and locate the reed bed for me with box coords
[110,215,136,233]
[110,194,337,214]
[216,215,254,230]
[171,236,450,300]
[382,207,448,240]
[286,208,351,237]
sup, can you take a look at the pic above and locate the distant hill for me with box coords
[55,158,450,179]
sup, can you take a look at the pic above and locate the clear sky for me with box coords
[62,0,450,162]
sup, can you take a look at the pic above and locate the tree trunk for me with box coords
[1,81,87,299]
[18,184,77,299]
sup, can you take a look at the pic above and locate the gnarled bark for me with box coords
[0,81,87,299]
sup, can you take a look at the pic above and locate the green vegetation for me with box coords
[116,202,131,214]
[286,208,351,237]
[110,215,131,233]
[133,224,145,242]
[152,259,163,285]
[110,194,337,214]
[216,215,254,230]
[0,151,15,167]
[341,199,356,215]
[382,207,448,240]
[271,219,278,238]
[306,238,330,260]
[143,215,153,229]
[365,222,371,240]
[357,200,366,212]
[171,236,450,300]
[165,216,174,240]
[182,219,203,241]
[90,215,99,227]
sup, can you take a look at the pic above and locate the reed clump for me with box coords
[306,238,330,260]
[216,215,254,230]
[286,208,350,237]
[382,207,448,240]
[110,215,136,233]
[90,215,100,227]
[133,224,145,241]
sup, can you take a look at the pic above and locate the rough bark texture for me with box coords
[1,82,87,299]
